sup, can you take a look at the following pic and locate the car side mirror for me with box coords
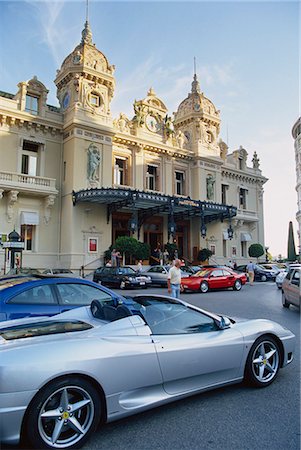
[218,316,231,329]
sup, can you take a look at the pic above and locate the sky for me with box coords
[0,0,299,258]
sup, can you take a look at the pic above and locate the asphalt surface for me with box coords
[4,282,300,450]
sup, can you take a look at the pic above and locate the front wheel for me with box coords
[244,337,280,387]
[261,274,267,282]
[233,279,242,291]
[120,280,126,289]
[25,377,101,449]
[282,291,290,308]
[200,281,209,293]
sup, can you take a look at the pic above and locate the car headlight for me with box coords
[147,276,151,281]
[128,277,133,281]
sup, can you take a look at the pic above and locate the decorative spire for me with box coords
[81,1,92,45]
[191,57,200,94]
[81,20,93,45]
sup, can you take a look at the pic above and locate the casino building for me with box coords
[0,20,267,272]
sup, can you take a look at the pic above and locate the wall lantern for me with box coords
[227,224,234,240]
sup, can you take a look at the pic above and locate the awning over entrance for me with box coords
[73,187,237,226]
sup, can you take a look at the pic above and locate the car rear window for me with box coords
[0,320,92,341]
[0,277,35,290]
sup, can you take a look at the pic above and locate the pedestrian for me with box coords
[163,248,169,265]
[111,249,117,267]
[137,260,143,273]
[167,259,182,299]
[247,260,255,285]
[233,261,237,270]
[116,250,122,267]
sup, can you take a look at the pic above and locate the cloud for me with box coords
[25,1,79,67]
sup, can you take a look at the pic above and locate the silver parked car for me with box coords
[0,295,295,450]
[282,266,301,308]
[144,265,191,286]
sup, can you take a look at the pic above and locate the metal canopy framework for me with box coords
[72,187,237,237]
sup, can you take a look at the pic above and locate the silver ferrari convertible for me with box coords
[0,295,295,449]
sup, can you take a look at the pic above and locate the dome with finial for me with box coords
[55,20,115,87]
[174,73,220,123]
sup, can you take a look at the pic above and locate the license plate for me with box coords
[140,282,145,285]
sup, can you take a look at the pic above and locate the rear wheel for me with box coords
[200,281,209,293]
[244,336,280,387]
[282,291,290,308]
[25,377,101,449]
[233,279,242,291]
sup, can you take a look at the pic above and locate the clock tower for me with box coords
[173,73,221,158]
[54,20,115,127]
[55,19,116,268]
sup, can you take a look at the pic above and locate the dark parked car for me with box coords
[235,264,275,282]
[0,276,125,322]
[93,266,152,289]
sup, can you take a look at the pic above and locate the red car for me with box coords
[181,267,247,293]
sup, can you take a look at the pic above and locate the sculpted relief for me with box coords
[87,144,101,184]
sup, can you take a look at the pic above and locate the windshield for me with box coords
[193,269,211,277]
[117,267,136,275]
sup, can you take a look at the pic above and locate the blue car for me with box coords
[0,275,125,321]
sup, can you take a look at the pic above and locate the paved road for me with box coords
[82,282,300,450]
[5,282,300,450]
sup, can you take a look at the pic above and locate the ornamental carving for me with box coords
[87,144,101,184]
[113,113,131,133]
[7,190,18,223]
[44,195,56,224]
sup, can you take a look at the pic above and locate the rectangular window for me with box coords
[146,165,157,191]
[239,188,247,209]
[90,94,100,107]
[221,184,227,204]
[22,141,39,176]
[241,241,247,257]
[210,245,216,255]
[114,157,127,185]
[25,95,38,115]
[21,225,34,251]
[175,171,185,195]
[232,246,237,256]
[223,240,227,257]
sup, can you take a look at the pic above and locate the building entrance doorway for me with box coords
[112,212,130,243]
[175,220,190,260]
[143,217,163,264]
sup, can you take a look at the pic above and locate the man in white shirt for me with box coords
[168,259,182,298]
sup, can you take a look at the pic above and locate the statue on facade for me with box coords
[87,144,101,181]
[176,130,185,149]
[133,103,146,127]
[206,175,215,200]
[252,151,260,169]
[164,115,174,139]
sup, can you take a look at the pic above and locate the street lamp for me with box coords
[227,224,234,240]
[200,222,207,238]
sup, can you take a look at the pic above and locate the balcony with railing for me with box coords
[0,171,58,195]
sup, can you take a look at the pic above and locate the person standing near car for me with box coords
[168,259,182,298]
[247,261,256,285]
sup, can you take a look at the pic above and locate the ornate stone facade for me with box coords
[292,116,301,256]
[0,20,268,272]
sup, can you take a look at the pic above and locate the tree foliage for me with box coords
[106,236,151,263]
[248,243,264,259]
[198,248,213,262]
[287,221,297,261]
